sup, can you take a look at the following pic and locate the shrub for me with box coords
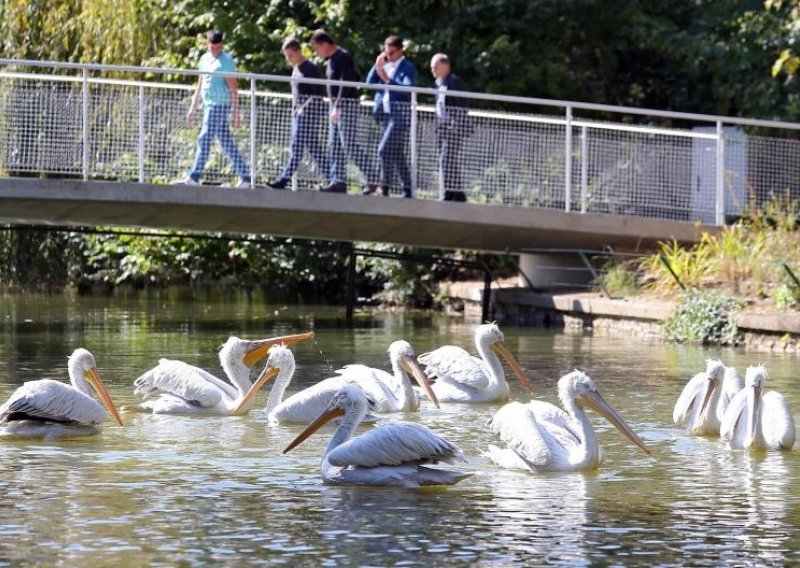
[594,262,639,297]
[664,289,744,345]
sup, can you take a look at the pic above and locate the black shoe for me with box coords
[362,183,379,195]
[267,178,289,190]
[321,182,347,193]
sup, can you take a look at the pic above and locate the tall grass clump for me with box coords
[664,289,743,345]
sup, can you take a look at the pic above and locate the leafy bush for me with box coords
[594,262,639,297]
[664,289,744,345]
[773,283,800,310]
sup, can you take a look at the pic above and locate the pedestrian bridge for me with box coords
[1,58,799,253]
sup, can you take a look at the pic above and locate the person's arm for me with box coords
[366,62,381,84]
[227,76,240,128]
[386,61,415,87]
[187,79,202,121]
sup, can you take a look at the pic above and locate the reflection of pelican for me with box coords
[418,323,532,403]
[721,365,795,450]
[0,348,123,440]
[125,332,313,415]
[673,359,743,436]
[283,384,471,487]
[487,370,649,472]
[234,341,438,424]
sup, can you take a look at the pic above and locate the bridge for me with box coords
[2,58,799,257]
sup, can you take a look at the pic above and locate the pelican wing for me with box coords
[0,379,106,425]
[720,389,748,444]
[274,376,351,423]
[526,400,582,445]
[419,346,489,390]
[334,365,397,411]
[672,372,706,425]
[327,422,465,468]
[133,359,230,407]
[762,390,796,449]
[489,402,551,467]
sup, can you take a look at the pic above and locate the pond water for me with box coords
[0,291,799,566]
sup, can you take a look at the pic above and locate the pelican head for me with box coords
[388,340,440,408]
[283,384,370,454]
[476,323,533,394]
[560,370,650,454]
[67,348,123,426]
[743,364,768,447]
[694,358,726,429]
[232,344,296,415]
[220,331,315,369]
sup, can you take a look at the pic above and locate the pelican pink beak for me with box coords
[745,383,762,448]
[490,341,533,394]
[232,364,280,415]
[283,404,346,453]
[692,377,719,434]
[580,389,650,454]
[400,354,440,408]
[242,331,315,367]
[84,368,124,426]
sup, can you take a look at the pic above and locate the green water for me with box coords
[0,291,798,566]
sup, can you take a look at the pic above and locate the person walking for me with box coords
[267,37,329,190]
[365,36,417,198]
[430,53,470,202]
[309,29,379,194]
[174,29,252,187]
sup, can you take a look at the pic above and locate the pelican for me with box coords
[486,370,650,472]
[418,323,532,403]
[673,359,743,436]
[0,348,123,440]
[232,340,439,424]
[124,332,314,415]
[282,383,471,487]
[721,365,795,450]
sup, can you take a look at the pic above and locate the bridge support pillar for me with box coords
[518,253,594,291]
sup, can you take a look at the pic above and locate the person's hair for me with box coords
[282,37,302,52]
[310,29,335,45]
[431,53,449,67]
[206,29,224,44]
[385,35,403,50]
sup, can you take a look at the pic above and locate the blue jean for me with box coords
[189,104,251,182]
[329,100,378,186]
[378,117,412,197]
[279,110,329,180]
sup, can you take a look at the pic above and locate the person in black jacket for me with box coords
[430,53,470,202]
[268,37,329,189]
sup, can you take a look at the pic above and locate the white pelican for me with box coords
[232,341,439,424]
[0,348,123,440]
[721,365,796,450]
[124,332,314,415]
[486,370,650,472]
[673,359,743,436]
[418,323,532,403]
[282,383,471,487]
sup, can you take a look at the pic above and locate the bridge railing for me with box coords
[2,58,800,226]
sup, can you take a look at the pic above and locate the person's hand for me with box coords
[295,107,305,117]
[186,107,196,122]
[330,106,340,124]
[232,112,241,128]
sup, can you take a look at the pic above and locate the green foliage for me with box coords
[664,290,744,345]
[773,282,800,310]
[595,262,640,297]
[640,240,714,294]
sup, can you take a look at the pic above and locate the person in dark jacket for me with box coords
[268,37,329,190]
[430,53,470,202]
[365,35,417,198]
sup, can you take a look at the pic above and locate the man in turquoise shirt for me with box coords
[174,29,252,187]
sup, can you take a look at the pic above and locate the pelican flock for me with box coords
[721,365,795,450]
[282,383,471,487]
[123,332,314,415]
[419,322,532,403]
[0,348,123,440]
[486,370,650,472]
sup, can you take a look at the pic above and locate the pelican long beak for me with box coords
[84,368,124,426]
[401,354,440,409]
[232,365,280,415]
[693,378,719,433]
[491,342,533,394]
[283,405,346,453]
[580,389,650,454]
[242,331,315,367]
[745,384,762,448]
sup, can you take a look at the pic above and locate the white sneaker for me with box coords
[236,178,251,188]
[172,176,198,186]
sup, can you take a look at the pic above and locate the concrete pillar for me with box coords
[518,253,594,291]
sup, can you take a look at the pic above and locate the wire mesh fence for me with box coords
[1,60,799,225]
